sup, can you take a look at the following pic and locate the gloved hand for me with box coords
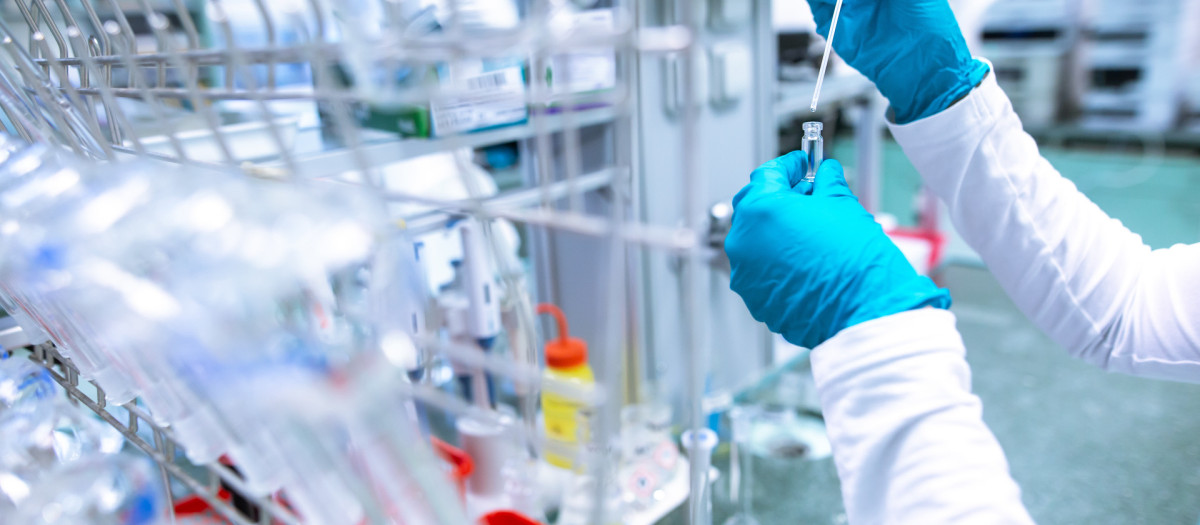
[725,151,950,349]
[806,0,989,124]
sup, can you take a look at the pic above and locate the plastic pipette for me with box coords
[809,0,845,112]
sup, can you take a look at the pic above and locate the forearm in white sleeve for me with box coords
[888,71,1200,382]
[812,308,1034,525]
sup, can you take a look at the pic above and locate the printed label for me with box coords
[431,67,527,136]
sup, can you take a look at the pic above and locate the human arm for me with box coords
[889,74,1200,381]
[813,309,1034,524]
[802,0,1200,380]
[725,154,1033,523]
[805,0,989,124]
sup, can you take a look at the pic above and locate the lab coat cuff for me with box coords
[886,64,1009,149]
[810,308,967,393]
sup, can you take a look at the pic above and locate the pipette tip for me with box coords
[809,0,843,118]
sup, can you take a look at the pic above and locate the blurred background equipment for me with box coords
[974,0,1200,134]
[0,0,785,523]
[979,0,1086,129]
[0,0,1196,524]
[1076,0,1200,131]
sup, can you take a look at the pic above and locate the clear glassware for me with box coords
[723,407,762,525]
[0,399,123,474]
[801,121,824,183]
[0,357,55,415]
[618,402,680,510]
[557,468,626,525]
[681,427,718,525]
[0,399,125,509]
[8,453,165,525]
[0,125,452,521]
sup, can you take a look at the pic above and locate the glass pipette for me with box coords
[809,0,845,112]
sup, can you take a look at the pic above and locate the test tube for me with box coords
[801,122,824,184]
[681,427,718,525]
[723,407,761,525]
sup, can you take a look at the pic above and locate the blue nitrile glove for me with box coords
[725,151,950,349]
[806,0,989,124]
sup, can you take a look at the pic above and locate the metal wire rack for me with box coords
[27,342,304,524]
[0,0,734,523]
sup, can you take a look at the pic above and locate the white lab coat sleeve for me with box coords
[888,71,1200,382]
[811,308,1034,525]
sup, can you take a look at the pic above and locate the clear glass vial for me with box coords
[801,122,824,183]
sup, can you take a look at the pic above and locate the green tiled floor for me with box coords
[947,264,1200,525]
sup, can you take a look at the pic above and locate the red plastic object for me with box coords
[886,226,947,275]
[481,510,544,525]
[431,436,474,500]
[173,494,219,517]
[172,488,236,523]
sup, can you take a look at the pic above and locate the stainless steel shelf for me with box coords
[401,168,620,234]
[277,107,619,179]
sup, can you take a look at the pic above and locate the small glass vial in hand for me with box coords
[801,121,824,184]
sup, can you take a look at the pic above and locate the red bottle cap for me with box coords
[537,303,588,369]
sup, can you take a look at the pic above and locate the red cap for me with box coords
[537,303,588,369]
[481,510,543,525]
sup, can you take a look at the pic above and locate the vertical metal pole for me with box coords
[751,0,779,376]
[614,0,645,406]
[676,0,713,524]
[854,92,886,214]
[754,0,778,163]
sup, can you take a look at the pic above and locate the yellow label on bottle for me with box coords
[542,365,594,470]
